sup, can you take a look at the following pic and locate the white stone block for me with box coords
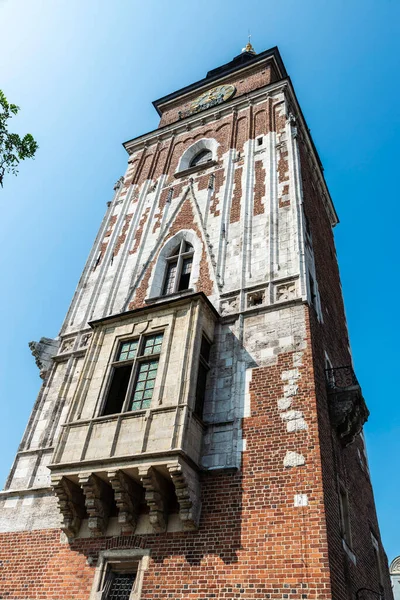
[294,494,308,507]
[284,451,305,467]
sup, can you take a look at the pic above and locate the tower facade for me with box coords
[0,46,392,600]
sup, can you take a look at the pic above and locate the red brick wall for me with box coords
[158,60,279,128]
[299,138,393,600]
[0,344,338,600]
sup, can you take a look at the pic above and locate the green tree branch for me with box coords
[0,89,38,187]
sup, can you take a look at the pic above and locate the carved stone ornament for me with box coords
[138,466,168,533]
[108,470,143,534]
[79,332,92,348]
[276,282,297,302]
[60,338,75,354]
[79,473,113,537]
[327,369,369,447]
[221,296,239,316]
[167,459,201,530]
[29,337,59,379]
[52,475,86,538]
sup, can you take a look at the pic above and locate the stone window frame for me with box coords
[176,137,219,173]
[100,330,165,417]
[89,548,150,600]
[147,230,202,301]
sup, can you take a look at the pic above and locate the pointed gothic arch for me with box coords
[148,230,203,299]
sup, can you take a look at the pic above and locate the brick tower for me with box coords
[0,44,392,600]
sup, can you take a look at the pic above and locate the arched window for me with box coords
[162,240,194,296]
[189,149,212,168]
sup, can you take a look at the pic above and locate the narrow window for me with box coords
[304,212,311,238]
[371,532,385,593]
[257,136,263,146]
[179,258,192,291]
[189,149,212,168]
[339,485,352,547]
[163,261,178,295]
[102,334,163,416]
[162,240,194,296]
[309,273,317,308]
[194,336,211,419]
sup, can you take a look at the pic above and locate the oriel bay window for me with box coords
[102,333,163,416]
[162,240,194,296]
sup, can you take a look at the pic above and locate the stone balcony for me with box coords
[48,293,218,539]
[51,457,201,539]
[326,366,369,446]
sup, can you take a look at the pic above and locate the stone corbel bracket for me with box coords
[51,475,86,539]
[29,337,59,379]
[167,459,201,530]
[138,466,168,533]
[79,473,113,537]
[108,470,143,533]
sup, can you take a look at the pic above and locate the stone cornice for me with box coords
[152,48,285,116]
[123,79,288,153]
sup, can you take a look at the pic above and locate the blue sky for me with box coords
[1,0,399,563]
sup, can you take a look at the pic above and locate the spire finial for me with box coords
[242,32,256,55]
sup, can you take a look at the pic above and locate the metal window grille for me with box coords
[107,573,136,600]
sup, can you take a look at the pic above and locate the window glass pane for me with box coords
[129,359,159,410]
[178,257,192,291]
[163,261,177,295]
[181,257,192,275]
[189,149,212,167]
[103,365,132,415]
[184,242,193,252]
[142,334,164,356]
[118,340,138,361]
